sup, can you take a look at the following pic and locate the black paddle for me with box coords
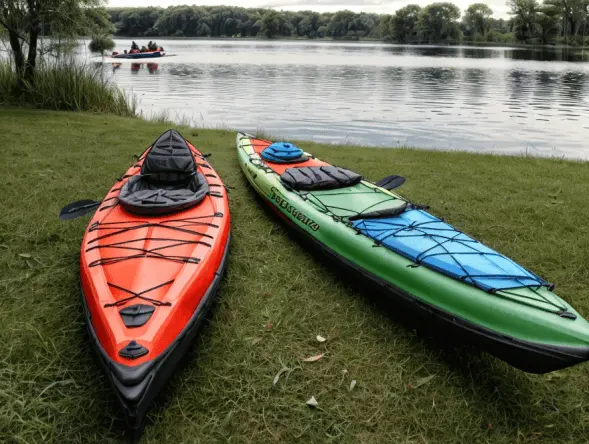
[374,174,406,190]
[59,200,101,221]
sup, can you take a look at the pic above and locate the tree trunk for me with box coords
[7,28,27,93]
[8,29,25,74]
[24,27,38,83]
[24,0,39,83]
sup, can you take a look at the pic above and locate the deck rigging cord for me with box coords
[87,149,223,309]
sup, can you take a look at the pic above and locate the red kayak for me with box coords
[77,130,230,438]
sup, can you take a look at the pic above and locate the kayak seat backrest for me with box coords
[141,129,196,183]
[281,166,363,191]
[261,142,309,164]
[119,129,209,216]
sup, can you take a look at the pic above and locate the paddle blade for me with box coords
[374,175,406,191]
[59,200,101,221]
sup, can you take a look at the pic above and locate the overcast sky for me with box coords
[108,0,511,18]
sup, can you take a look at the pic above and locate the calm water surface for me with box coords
[94,39,589,158]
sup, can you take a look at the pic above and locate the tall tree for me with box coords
[545,0,589,41]
[536,2,560,43]
[0,0,109,84]
[464,3,493,36]
[391,5,422,42]
[507,0,539,41]
[419,2,462,42]
[258,10,283,38]
[327,10,356,37]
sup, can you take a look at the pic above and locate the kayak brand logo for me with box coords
[269,187,320,232]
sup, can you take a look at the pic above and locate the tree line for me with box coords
[108,7,380,39]
[108,2,589,45]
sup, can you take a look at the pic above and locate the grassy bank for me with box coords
[0,62,135,115]
[1,109,589,443]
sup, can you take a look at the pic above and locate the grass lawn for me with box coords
[1,108,589,443]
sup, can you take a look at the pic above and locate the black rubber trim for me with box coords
[81,234,230,440]
[258,194,589,374]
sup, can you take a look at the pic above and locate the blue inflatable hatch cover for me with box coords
[261,142,304,163]
[352,209,549,293]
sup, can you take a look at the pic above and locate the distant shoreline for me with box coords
[109,36,589,50]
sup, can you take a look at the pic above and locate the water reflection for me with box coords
[101,39,589,158]
[505,47,589,62]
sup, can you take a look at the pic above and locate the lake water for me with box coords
[93,39,589,159]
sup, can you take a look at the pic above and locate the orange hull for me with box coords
[79,139,230,438]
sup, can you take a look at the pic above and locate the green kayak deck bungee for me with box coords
[237,132,589,374]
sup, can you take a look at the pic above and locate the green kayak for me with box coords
[237,132,589,374]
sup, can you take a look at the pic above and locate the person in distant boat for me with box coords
[148,41,157,51]
[124,49,128,54]
[158,45,164,52]
[140,45,147,52]
[131,41,139,51]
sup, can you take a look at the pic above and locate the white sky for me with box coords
[107,0,511,18]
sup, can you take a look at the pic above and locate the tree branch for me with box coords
[0,17,29,43]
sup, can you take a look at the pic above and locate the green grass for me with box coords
[0,62,135,116]
[1,109,589,443]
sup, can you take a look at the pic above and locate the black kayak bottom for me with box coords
[82,236,230,440]
[260,196,589,374]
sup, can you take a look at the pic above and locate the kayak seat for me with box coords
[261,142,309,164]
[281,166,363,191]
[119,129,209,216]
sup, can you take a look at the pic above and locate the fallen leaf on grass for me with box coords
[412,375,436,389]
[18,253,44,269]
[349,380,356,391]
[273,366,295,386]
[316,335,326,343]
[306,396,318,408]
[303,353,325,362]
[251,337,262,346]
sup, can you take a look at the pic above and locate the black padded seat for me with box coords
[281,166,363,191]
[119,130,209,216]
